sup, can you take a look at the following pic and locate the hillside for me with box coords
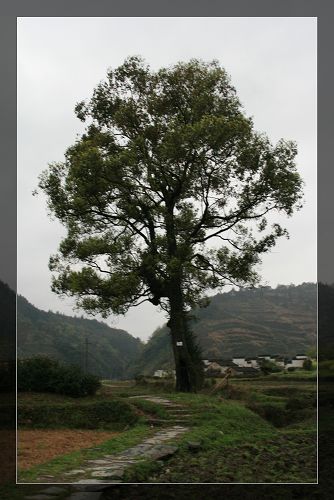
[128,283,317,377]
[17,295,143,379]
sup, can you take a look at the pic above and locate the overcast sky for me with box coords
[17,17,316,342]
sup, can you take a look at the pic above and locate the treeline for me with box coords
[17,295,143,379]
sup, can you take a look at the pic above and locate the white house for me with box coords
[285,357,305,369]
[232,357,247,367]
[233,357,259,369]
[153,369,169,378]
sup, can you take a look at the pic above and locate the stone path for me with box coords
[24,396,191,499]
[128,395,193,425]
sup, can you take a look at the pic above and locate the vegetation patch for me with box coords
[123,459,163,483]
[18,399,139,430]
[130,398,171,420]
[17,356,100,397]
[150,431,317,483]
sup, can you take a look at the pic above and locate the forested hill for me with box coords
[128,283,317,377]
[17,295,143,379]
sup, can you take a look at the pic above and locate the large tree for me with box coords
[39,56,303,392]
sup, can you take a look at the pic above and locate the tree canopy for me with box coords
[39,56,303,391]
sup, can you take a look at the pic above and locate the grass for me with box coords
[150,430,317,483]
[117,375,317,483]
[129,398,171,420]
[17,372,317,484]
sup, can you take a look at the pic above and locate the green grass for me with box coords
[129,398,171,419]
[150,431,317,483]
[18,376,317,484]
[123,459,163,483]
[163,393,279,445]
[266,370,317,381]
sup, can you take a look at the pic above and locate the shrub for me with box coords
[259,359,283,375]
[18,399,139,429]
[17,356,101,397]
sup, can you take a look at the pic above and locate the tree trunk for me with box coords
[164,206,203,392]
[168,278,199,392]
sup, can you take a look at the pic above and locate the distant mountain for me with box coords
[128,283,317,377]
[17,295,143,379]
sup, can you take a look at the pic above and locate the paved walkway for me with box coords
[24,395,191,499]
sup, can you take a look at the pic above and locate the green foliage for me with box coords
[38,56,303,392]
[129,398,170,419]
[17,356,101,397]
[259,359,283,375]
[18,399,138,429]
[17,294,143,379]
[39,56,303,315]
[123,459,162,483]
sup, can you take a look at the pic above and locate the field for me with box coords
[14,370,317,487]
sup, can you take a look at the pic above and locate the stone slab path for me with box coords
[24,395,191,500]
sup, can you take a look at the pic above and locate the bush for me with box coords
[17,356,101,397]
[18,399,139,429]
[259,359,283,375]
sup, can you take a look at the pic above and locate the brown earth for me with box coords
[17,429,119,470]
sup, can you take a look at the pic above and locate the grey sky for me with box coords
[17,17,316,341]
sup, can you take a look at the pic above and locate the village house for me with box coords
[285,355,308,370]
[153,353,310,378]
[153,369,170,378]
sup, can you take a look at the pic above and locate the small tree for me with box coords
[39,57,303,392]
[259,359,283,375]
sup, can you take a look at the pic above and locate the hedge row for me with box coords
[18,399,139,429]
[17,356,101,397]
